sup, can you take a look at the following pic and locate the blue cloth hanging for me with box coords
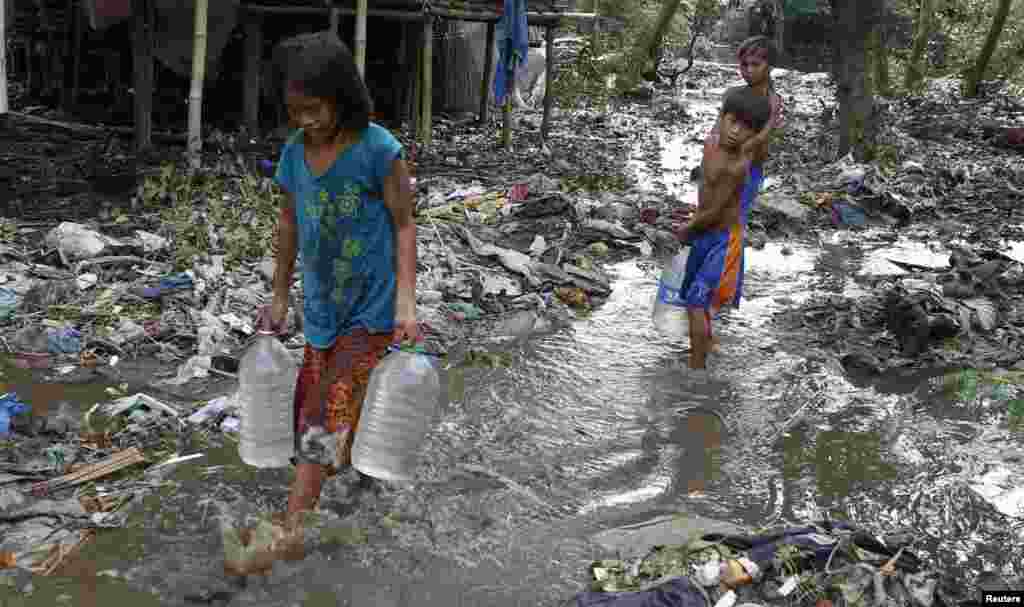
[494,0,529,105]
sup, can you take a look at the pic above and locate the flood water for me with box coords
[5,94,1024,605]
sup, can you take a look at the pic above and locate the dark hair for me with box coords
[737,35,778,66]
[271,30,372,131]
[722,86,772,132]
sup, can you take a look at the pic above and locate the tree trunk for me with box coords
[871,25,890,96]
[188,0,209,171]
[963,0,1013,98]
[630,0,685,78]
[904,0,934,90]
[831,0,884,161]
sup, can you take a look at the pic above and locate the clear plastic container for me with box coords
[237,332,297,468]
[651,248,691,339]
[352,347,441,482]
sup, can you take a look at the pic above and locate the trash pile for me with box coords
[773,237,1024,373]
[751,71,1024,372]
[569,519,964,607]
[0,390,219,581]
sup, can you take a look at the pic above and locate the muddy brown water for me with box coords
[4,92,1024,606]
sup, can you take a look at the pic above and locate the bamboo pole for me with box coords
[188,0,209,171]
[243,13,262,135]
[133,0,155,151]
[541,23,554,140]
[419,16,433,144]
[0,0,7,114]
[355,0,367,75]
[479,21,496,124]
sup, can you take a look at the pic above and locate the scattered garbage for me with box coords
[573,519,954,607]
[45,326,82,355]
[44,222,117,263]
[0,393,30,438]
[0,288,18,321]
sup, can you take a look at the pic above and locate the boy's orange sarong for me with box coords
[292,329,394,475]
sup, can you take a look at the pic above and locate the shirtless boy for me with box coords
[673,88,772,370]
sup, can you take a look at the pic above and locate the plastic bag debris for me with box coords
[187,396,234,425]
[134,230,168,253]
[103,393,181,419]
[44,222,118,262]
[0,287,19,320]
[75,273,98,290]
[45,327,82,354]
[0,393,30,438]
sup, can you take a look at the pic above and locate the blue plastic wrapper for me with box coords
[0,392,31,437]
[0,287,18,321]
[47,326,83,354]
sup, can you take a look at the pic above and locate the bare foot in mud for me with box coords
[270,511,308,563]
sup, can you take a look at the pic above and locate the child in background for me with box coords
[674,88,772,370]
[684,36,784,213]
[262,32,419,535]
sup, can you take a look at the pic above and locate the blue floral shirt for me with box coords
[274,123,403,348]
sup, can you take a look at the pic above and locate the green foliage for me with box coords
[141,163,282,271]
[889,0,1024,93]
[550,36,618,109]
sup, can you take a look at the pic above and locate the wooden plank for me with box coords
[540,22,554,140]
[478,20,495,124]
[243,14,262,134]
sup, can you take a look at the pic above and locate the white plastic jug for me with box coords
[352,347,441,482]
[237,332,297,468]
[651,248,691,339]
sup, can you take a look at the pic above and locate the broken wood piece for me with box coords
[29,448,146,496]
[75,255,149,272]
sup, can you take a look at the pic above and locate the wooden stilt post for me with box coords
[419,16,433,145]
[409,22,421,137]
[479,20,495,124]
[0,0,7,115]
[133,0,155,151]
[354,0,367,75]
[243,12,262,135]
[540,23,555,141]
[71,0,83,106]
[187,0,209,170]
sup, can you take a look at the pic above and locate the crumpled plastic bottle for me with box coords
[0,393,30,438]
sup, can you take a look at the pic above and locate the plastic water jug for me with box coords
[237,332,298,468]
[352,346,441,482]
[651,248,691,339]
